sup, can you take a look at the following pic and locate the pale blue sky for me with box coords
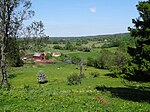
[29,0,143,37]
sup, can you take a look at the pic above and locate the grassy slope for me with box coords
[0,62,150,112]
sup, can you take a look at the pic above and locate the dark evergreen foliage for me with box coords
[125,0,150,81]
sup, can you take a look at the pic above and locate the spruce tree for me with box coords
[126,0,150,81]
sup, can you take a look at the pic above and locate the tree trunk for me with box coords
[79,59,83,75]
[1,35,8,88]
[1,1,8,87]
[1,65,8,88]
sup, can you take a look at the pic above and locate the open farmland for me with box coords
[0,62,150,112]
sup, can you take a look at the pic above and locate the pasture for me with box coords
[0,62,150,112]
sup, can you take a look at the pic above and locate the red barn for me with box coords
[33,52,46,61]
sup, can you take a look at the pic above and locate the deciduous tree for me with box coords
[0,0,34,87]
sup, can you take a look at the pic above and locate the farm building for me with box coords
[33,52,46,61]
[22,53,34,60]
[52,52,61,57]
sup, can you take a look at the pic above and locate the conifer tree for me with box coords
[126,0,150,81]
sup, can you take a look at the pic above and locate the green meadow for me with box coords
[1,0,150,111]
[0,62,150,112]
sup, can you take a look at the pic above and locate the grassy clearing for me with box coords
[93,47,117,53]
[68,51,99,60]
[0,62,150,111]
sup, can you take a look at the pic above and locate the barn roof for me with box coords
[34,53,43,57]
[52,52,61,55]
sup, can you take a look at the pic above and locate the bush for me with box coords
[67,73,81,85]
[7,74,16,79]
[71,56,81,64]
[53,45,63,50]
[101,43,110,48]
[90,72,100,78]
[79,73,86,78]
[97,49,114,69]
[45,53,52,60]
[77,46,91,52]
[87,57,97,67]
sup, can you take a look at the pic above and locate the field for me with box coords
[0,39,150,112]
[1,0,150,111]
[0,62,150,112]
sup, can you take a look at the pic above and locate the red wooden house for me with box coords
[33,52,46,61]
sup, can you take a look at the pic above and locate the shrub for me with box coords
[71,56,81,64]
[87,57,97,67]
[79,73,86,78]
[53,45,63,50]
[45,53,52,60]
[101,43,110,48]
[65,41,75,51]
[90,72,100,78]
[77,46,91,52]
[97,49,114,69]
[67,73,81,85]
[83,47,91,52]
[7,73,16,79]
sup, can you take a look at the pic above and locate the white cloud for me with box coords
[89,7,96,13]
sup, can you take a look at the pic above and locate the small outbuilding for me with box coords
[22,53,34,61]
[52,52,61,57]
[33,52,46,61]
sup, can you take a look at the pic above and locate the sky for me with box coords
[28,0,143,37]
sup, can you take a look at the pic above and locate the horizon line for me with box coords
[48,32,130,38]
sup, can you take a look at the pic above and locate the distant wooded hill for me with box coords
[49,33,130,40]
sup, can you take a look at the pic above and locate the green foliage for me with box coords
[7,74,16,79]
[79,73,86,78]
[6,38,24,67]
[67,73,81,85]
[101,37,135,48]
[64,41,75,51]
[101,43,110,48]
[91,43,96,48]
[87,57,97,67]
[82,39,88,44]
[76,40,82,46]
[1,63,150,111]
[110,47,131,75]
[53,45,63,50]
[45,53,52,60]
[97,49,114,69]
[86,46,131,77]
[77,46,91,52]
[90,72,100,78]
[125,0,150,81]
[71,56,81,64]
